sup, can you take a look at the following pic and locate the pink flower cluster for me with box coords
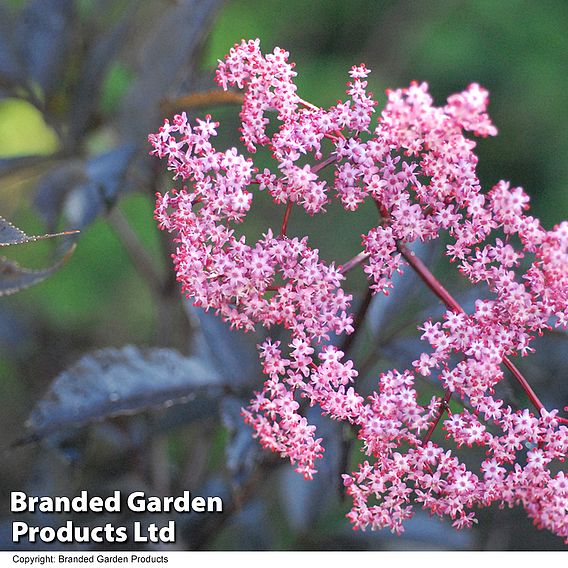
[150,39,568,542]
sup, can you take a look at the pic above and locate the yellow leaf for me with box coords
[0,98,59,158]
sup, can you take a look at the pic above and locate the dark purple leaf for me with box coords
[221,397,262,487]
[0,155,53,178]
[32,160,86,231]
[367,240,438,339]
[185,303,263,386]
[278,407,342,533]
[0,305,32,353]
[118,0,222,142]
[0,215,78,247]
[0,243,76,296]
[69,2,139,141]
[26,346,222,440]
[33,144,135,230]
[0,5,23,92]
[16,0,76,97]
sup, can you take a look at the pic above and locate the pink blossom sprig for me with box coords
[150,39,568,542]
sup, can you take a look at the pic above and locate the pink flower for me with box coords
[151,39,568,543]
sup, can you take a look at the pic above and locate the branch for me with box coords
[108,207,164,295]
[279,153,338,237]
[280,201,293,236]
[161,90,244,114]
[339,286,373,354]
[422,390,452,445]
[311,152,338,174]
[339,250,370,275]
[398,243,548,415]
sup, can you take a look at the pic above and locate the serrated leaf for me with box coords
[25,346,222,440]
[16,0,75,96]
[0,242,76,296]
[0,215,78,247]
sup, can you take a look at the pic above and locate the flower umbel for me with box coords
[150,39,568,542]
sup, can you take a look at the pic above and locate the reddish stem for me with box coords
[339,251,370,275]
[293,97,562,423]
[339,286,373,354]
[399,245,464,315]
[280,201,293,236]
[422,390,452,445]
[298,97,319,111]
[297,98,345,142]
[311,153,338,174]
[398,244,547,415]
[279,153,338,238]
